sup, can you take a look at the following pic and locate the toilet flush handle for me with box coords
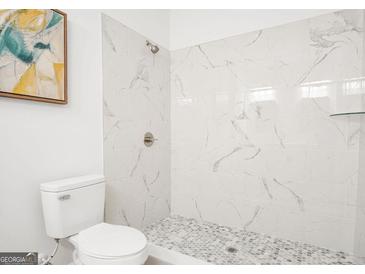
[58,194,71,201]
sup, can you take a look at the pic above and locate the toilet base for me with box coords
[72,248,149,265]
[68,234,149,265]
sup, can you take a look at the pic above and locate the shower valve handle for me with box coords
[144,132,157,147]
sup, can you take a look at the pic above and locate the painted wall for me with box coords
[102,14,171,229]
[170,10,365,255]
[0,9,170,264]
[0,10,103,264]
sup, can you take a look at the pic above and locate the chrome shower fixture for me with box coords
[146,40,159,54]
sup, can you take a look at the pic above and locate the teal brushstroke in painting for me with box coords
[34,42,50,50]
[0,27,51,64]
[1,26,34,63]
[0,11,62,64]
[46,12,62,29]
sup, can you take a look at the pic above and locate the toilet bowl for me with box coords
[40,175,149,265]
[69,223,148,265]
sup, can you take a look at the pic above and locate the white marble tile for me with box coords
[102,10,365,257]
[102,14,170,229]
[355,116,365,256]
[171,10,365,255]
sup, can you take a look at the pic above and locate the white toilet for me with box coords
[40,174,148,265]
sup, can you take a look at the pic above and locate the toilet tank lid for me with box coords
[40,174,105,192]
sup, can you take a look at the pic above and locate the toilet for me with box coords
[40,174,148,265]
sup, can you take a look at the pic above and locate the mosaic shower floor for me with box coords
[144,215,364,265]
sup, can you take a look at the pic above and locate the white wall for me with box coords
[169,9,336,50]
[0,9,170,265]
[0,10,104,264]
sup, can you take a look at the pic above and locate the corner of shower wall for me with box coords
[101,14,171,230]
[353,9,365,258]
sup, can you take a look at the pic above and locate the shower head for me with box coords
[146,40,159,54]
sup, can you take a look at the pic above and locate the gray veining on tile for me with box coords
[243,206,261,231]
[103,13,170,230]
[102,28,116,52]
[272,178,305,212]
[197,45,217,69]
[171,10,365,255]
[245,148,261,160]
[261,177,273,199]
[130,149,143,177]
[213,147,243,172]
[273,125,285,149]
[118,208,130,226]
[193,199,203,221]
[243,30,263,47]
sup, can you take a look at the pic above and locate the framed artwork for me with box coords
[0,9,67,104]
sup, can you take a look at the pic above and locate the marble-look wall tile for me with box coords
[171,10,365,255]
[354,12,365,257]
[102,14,170,229]
[355,114,365,256]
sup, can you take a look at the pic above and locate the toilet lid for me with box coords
[77,223,147,258]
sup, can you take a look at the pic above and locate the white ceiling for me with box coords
[105,9,337,51]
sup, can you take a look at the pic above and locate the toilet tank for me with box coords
[40,175,105,239]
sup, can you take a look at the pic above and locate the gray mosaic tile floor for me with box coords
[144,215,365,265]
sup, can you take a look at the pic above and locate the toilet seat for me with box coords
[73,223,148,264]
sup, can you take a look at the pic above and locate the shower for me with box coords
[146,40,159,54]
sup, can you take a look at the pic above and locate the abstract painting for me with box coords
[0,9,67,104]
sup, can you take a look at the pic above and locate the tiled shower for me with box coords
[102,14,171,229]
[102,10,365,264]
